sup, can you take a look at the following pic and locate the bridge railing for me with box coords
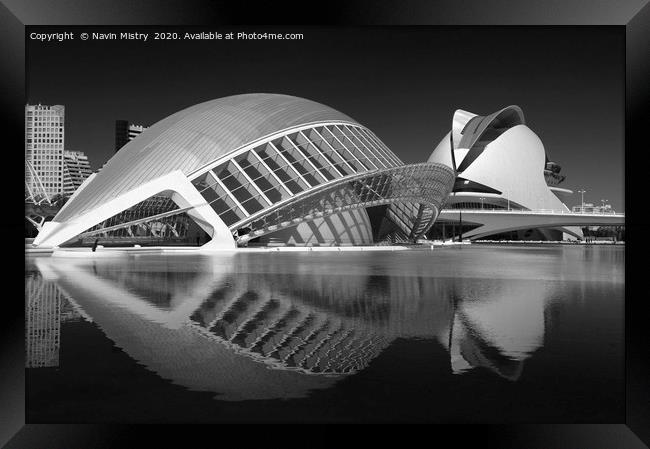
[441,208,623,216]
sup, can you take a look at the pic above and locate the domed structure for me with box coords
[34,94,456,249]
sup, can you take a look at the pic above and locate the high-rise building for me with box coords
[25,104,65,198]
[63,150,93,197]
[115,120,147,153]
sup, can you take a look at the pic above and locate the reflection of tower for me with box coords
[25,273,62,368]
[60,297,83,322]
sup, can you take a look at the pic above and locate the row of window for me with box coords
[444,202,513,210]
[191,123,402,227]
[27,144,64,149]
[27,139,63,144]
[28,154,63,159]
[26,108,60,113]
[28,130,64,133]
[26,132,64,136]
[26,127,63,132]
[27,118,63,123]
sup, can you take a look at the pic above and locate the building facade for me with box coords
[115,120,148,153]
[25,104,65,199]
[33,94,456,248]
[62,150,93,197]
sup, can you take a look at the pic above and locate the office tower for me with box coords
[115,120,147,153]
[25,104,65,198]
[63,150,93,197]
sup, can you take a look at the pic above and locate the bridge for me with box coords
[438,209,625,240]
[26,160,54,232]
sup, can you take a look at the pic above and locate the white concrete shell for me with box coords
[34,94,455,248]
[430,106,583,240]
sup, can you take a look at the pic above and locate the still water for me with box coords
[25,245,624,423]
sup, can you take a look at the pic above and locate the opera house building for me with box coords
[428,105,581,241]
[33,94,456,249]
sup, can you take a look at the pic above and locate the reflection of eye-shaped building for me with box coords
[29,255,552,398]
[33,94,455,249]
[32,256,400,400]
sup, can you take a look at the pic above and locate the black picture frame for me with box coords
[4,0,649,447]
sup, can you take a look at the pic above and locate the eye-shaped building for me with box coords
[33,94,456,248]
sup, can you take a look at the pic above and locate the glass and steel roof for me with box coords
[190,122,404,229]
[55,94,362,223]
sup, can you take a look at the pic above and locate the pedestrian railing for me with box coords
[441,208,623,216]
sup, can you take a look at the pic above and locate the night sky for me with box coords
[27,26,624,211]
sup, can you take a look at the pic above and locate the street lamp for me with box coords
[578,189,586,213]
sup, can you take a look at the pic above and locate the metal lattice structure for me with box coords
[25,160,51,206]
[76,196,189,242]
[235,163,455,245]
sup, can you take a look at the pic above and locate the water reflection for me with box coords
[25,270,86,368]
[27,251,563,399]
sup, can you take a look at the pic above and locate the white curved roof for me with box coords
[428,105,526,173]
[56,94,358,222]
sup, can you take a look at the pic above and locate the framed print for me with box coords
[3,0,649,447]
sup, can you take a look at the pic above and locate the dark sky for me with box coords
[27,26,624,211]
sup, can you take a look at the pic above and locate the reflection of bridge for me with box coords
[438,209,625,240]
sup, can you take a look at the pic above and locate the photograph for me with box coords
[24,25,625,422]
[4,0,649,447]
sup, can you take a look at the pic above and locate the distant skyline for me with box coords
[27,26,624,211]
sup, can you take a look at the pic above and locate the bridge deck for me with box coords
[437,209,624,240]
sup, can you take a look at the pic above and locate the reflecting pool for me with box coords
[25,245,624,423]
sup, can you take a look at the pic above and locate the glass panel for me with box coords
[305,128,352,176]
[256,144,306,195]
[206,179,246,227]
[356,127,401,166]
[328,125,377,171]
[292,132,338,180]
[192,170,220,194]
[273,137,321,187]
[339,125,387,169]
[321,126,369,172]
[216,162,265,215]
[237,153,287,204]
[231,159,273,207]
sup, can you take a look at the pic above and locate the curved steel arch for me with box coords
[25,160,52,206]
[235,162,456,245]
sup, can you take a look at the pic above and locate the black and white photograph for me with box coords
[4,0,650,447]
